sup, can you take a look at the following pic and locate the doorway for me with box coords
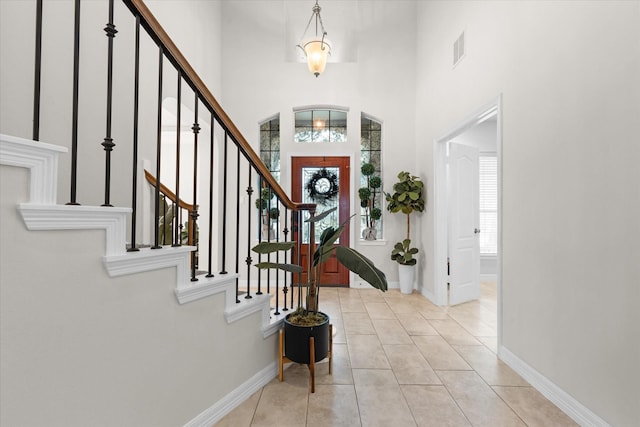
[291,156,351,286]
[433,96,502,347]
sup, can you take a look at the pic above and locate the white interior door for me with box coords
[449,142,480,305]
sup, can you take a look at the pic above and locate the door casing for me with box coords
[433,94,503,352]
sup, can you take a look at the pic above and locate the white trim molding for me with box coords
[104,245,193,278]
[184,362,278,427]
[175,272,239,305]
[20,204,131,256]
[499,346,611,427]
[0,133,67,205]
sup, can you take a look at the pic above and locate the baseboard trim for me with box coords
[184,362,277,427]
[499,346,611,427]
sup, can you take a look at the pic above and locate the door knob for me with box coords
[474,228,481,234]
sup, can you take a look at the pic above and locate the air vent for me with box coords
[453,31,465,66]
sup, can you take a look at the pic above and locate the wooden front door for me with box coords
[291,157,350,286]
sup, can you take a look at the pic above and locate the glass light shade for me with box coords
[302,38,331,77]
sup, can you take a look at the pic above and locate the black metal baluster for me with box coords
[173,73,182,247]
[101,0,117,207]
[234,144,241,302]
[273,198,280,315]
[221,132,229,276]
[295,210,302,308]
[32,0,43,141]
[67,0,81,205]
[256,176,263,295]
[128,15,141,252]
[151,47,163,250]
[205,114,215,278]
[282,206,289,311]
[190,97,200,282]
[245,168,253,299]
[266,187,271,295]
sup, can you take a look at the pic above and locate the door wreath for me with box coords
[306,168,339,205]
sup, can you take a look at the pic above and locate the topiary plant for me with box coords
[358,162,382,240]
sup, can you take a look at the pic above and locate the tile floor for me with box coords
[215,284,577,427]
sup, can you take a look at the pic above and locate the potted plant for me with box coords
[252,208,387,371]
[358,162,383,240]
[386,171,425,294]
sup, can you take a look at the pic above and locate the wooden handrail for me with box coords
[144,169,194,211]
[124,0,314,213]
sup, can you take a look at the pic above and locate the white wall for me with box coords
[218,0,419,285]
[0,164,277,426]
[415,1,640,425]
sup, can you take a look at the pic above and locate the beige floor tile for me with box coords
[418,307,451,320]
[493,386,578,427]
[306,384,361,427]
[214,389,261,427]
[372,318,413,345]
[447,312,497,336]
[343,312,376,335]
[347,334,390,369]
[383,344,441,385]
[359,288,387,302]
[318,300,342,321]
[338,287,359,299]
[453,345,529,386]
[385,297,419,314]
[396,312,439,335]
[340,297,367,313]
[353,369,417,427]
[428,319,482,346]
[364,301,397,319]
[352,368,399,386]
[401,385,471,426]
[316,343,353,385]
[251,368,309,426]
[412,336,472,370]
[436,370,526,427]
[230,286,572,427]
[476,336,498,353]
[328,318,346,344]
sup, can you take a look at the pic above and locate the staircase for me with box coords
[0,0,309,425]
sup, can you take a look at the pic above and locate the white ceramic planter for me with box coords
[398,264,415,294]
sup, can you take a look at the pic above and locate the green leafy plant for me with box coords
[391,238,418,266]
[386,171,425,265]
[358,162,383,238]
[252,208,388,324]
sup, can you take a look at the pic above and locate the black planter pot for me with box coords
[283,312,330,364]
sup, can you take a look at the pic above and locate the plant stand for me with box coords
[278,324,333,393]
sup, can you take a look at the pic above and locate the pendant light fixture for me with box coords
[297,0,331,77]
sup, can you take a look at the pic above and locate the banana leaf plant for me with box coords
[252,208,387,321]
